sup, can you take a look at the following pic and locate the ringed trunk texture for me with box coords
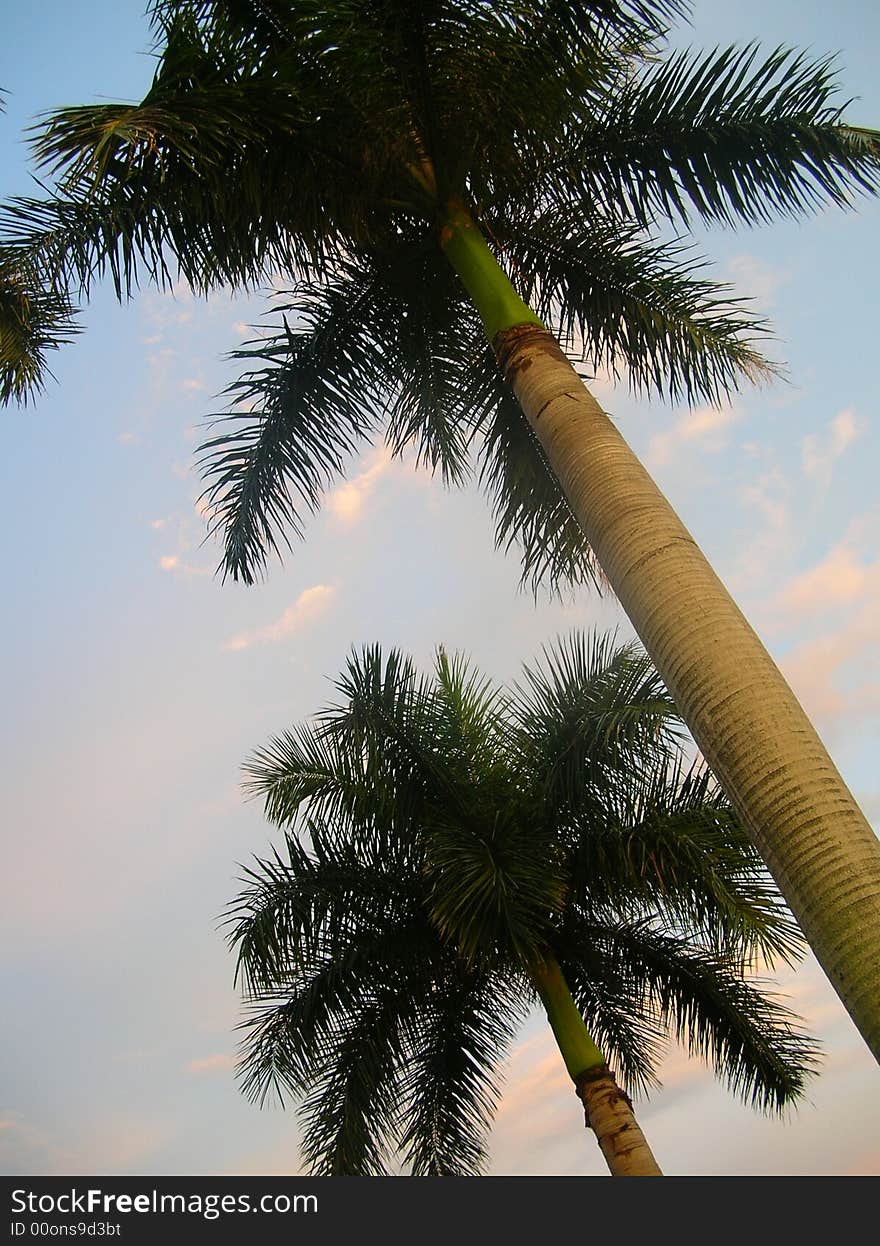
[532,954,663,1176]
[575,1065,662,1178]
[499,323,880,1063]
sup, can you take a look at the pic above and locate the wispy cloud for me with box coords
[159,555,180,571]
[729,467,792,591]
[328,446,393,525]
[647,403,743,468]
[185,1053,237,1075]
[776,543,868,615]
[224,583,337,652]
[768,510,880,735]
[725,253,788,310]
[801,409,864,487]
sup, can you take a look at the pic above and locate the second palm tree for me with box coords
[228,634,817,1175]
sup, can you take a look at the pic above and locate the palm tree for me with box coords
[228,634,818,1175]
[2,2,880,1059]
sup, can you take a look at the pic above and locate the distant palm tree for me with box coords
[2,2,879,1059]
[228,634,817,1175]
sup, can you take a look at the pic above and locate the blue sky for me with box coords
[1,1,879,1175]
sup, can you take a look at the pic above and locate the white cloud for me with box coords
[725,254,788,309]
[647,403,742,468]
[801,408,864,486]
[224,583,337,652]
[159,555,180,571]
[729,467,792,591]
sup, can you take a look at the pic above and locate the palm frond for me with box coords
[296,979,409,1175]
[558,43,880,229]
[555,947,667,1097]
[423,803,564,964]
[198,266,390,583]
[469,362,606,594]
[493,206,777,404]
[578,918,820,1111]
[226,829,419,994]
[432,645,509,770]
[567,760,804,967]
[0,252,79,405]
[398,965,518,1175]
[512,630,680,808]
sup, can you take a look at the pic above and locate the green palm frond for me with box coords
[0,253,79,404]
[29,7,403,258]
[398,966,518,1176]
[493,206,776,403]
[512,630,680,807]
[296,974,409,1175]
[235,917,415,1112]
[229,810,515,1174]
[556,948,668,1097]
[560,756,803,967]
[227,830,418,993]
[198,265,390,583]
[431,645,509,770]
[243,724,362,830]
[577,918,819,1111]
[322,644,483,823]
[553,43,880,229]
[423,804,564,964]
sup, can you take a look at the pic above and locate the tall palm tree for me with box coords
[229,634,818,1175]
[2,2,880,1059]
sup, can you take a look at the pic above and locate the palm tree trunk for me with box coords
[442,205,880,1065]
[532,954,662,1176]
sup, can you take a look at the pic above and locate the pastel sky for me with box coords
[2,1,879,1177]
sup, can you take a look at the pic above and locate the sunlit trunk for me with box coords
[532,954,663,1176]
[442,205,880,1065]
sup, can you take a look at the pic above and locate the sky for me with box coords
[1,0,879,1178]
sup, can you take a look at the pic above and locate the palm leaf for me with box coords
[492,205,776,404]
[555,43,880,228]
[197,265,390,582]
[571,918,820,1111]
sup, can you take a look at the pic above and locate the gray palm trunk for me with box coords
[440,209,880,1063]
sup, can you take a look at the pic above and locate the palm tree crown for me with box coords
[229,633,817,1175]
[2,1,878,587]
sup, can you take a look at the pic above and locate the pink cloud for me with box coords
[185,1053,237,1075]
[328,446,393,524]
[224,584,337,652]
[801,409,864,486]
[762,510,880,736]
[647,403,743,468]
[776,543,870,614]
